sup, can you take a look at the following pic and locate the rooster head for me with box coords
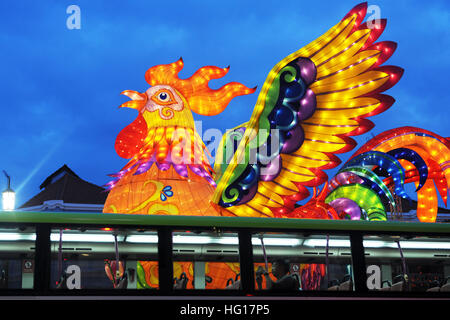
[115,58,255,159]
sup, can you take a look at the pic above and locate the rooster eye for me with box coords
[151,89,175,105]
[158,92,168,101]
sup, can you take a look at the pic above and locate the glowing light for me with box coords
[2,190,15,211]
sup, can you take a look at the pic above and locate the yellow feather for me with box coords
[315,50,380,82]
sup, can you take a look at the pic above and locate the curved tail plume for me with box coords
[326,127,450,223]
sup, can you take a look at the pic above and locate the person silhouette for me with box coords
[256,259,299,291]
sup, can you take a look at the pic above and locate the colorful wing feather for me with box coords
[212,2,403,217]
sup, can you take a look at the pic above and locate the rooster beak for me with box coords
[118,90,147,110]
[118,100,145,110]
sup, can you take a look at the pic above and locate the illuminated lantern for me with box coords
[104,3,424,223]
[2,189,15,211]
[2,171,15,211]
[104,3,450,224]
[103,2,450,292]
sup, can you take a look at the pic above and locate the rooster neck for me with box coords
[141,106,196,131]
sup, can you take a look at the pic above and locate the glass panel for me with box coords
[0,226,36,289]
[50,227,158,290]
[172,230,240,290]
[252,232,353,291]
[363,235,450,292]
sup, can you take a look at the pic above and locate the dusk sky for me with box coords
[1,0,449,207]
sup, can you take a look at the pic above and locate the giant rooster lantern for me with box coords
[104,2,450,223]
[103,2,450,290]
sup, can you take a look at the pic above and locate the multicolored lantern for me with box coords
[103,2,450,290]
[104,3,450,225]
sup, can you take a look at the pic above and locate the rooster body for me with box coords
[104,3,450,223]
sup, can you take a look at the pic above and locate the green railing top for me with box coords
[0,211,449,234]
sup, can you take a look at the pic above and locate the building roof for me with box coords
[38,164,80,190]
[20,164,108,209]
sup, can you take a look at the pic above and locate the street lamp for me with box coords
[2,171,15,211]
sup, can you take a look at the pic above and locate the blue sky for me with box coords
[1,0,449,207]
